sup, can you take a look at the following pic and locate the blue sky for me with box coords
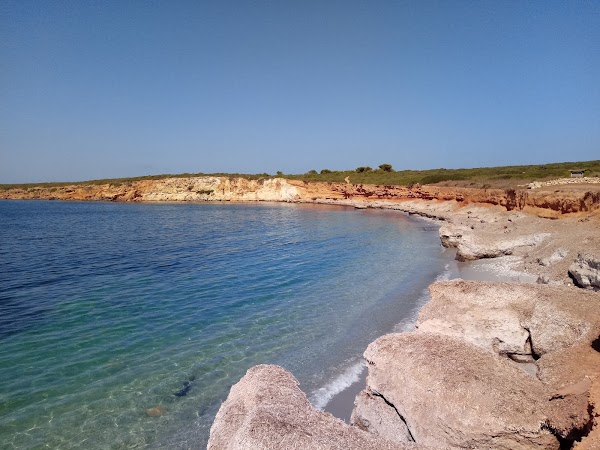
[1,1,599,183]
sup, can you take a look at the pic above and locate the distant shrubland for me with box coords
[284,160,600,188]
[1,160,599,191]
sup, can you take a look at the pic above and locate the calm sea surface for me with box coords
[0,200,452,449]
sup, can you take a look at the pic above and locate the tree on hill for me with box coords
[355,166,373,173]
[379,163,393,172]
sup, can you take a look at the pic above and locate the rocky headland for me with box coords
[3,177,600,448]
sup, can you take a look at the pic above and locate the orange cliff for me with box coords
[1,176,599,217]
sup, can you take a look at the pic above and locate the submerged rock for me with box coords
[145,406,166,417]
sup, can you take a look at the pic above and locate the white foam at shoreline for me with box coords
[436,263,452,282]
[310,360,366,410]
[310,263,453,410]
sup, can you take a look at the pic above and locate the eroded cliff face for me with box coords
[3,176,599,216]
[317,182,600,216]
[0,177,302,203]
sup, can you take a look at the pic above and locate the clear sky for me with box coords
[1,1,599,183]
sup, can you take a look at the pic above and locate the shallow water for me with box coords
[0,200,452,449]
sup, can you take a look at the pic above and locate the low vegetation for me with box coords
[284,160,600,187]
[1,160,599,191]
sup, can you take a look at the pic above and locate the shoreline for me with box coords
[321,239,539,423]
[207,191,600,449]
[2,181,600,448]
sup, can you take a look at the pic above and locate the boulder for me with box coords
[569,254,600,291]
[362,332,560,449]
[208,365,418,450]
[456,233,550,261]
[418,280,600,359]
[417,281,537,360]
[438,224,469,248]
[407,281,600,447]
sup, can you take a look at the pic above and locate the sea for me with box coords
[0,200,455,449]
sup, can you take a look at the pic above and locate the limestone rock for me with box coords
[419,280,600,358]
[138,176,302,202]
[569,254,600,291]
[537,274,551,284]
[362,332,560,449]
[526,301,593,356]
[438,224,468,248]
[408,281,600,446]
[351,390,413,444]
[417,281,536,360]
[538,249,568,267]
[456,233,550,261]
[208,365,417,450]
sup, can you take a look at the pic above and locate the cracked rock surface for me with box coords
[351,390,414,444]
[207,364,424,450]
[361,331,560,449]
[356,281,600,450]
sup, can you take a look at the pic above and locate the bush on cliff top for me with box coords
[2,160,599,190]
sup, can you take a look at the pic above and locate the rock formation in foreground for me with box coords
[209,281,600,449]
[207,364,420,450]
[351,281,600,449]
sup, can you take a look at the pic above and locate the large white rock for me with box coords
[416,281,536,360]
[362,332,560,450]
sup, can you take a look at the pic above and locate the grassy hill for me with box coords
[1,160,599,191]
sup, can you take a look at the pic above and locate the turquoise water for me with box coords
[0,200,451,449]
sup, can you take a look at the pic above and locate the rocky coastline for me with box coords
[206,180,599,449]
[3,177,600,448]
